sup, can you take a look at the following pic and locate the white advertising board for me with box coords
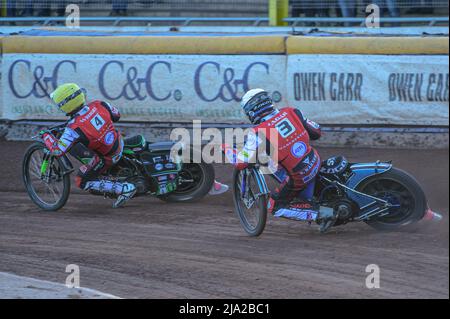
[1,53,448,125]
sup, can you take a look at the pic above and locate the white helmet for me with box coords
[240,88,275,124]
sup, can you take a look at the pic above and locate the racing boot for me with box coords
[84,180,137,208]
[113,182,137,208]
[273,200,319,222]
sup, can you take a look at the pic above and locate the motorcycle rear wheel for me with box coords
[158,163,214,203]
[357,167,427,231]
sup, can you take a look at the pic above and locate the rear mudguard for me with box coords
[346,162,392,189]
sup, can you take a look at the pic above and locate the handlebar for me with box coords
[31,122,68,140]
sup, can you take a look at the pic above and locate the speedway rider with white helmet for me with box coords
[224,88,335,232]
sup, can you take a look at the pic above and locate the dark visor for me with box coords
[56,89,83,108]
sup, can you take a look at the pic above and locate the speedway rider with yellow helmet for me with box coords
[42,83,136,208]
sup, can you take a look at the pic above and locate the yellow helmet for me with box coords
[50,83,86,115]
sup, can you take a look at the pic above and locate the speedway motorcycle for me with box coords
[233,156,441,236]
[22,123,215,211]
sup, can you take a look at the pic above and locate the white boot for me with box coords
[84,180,136,208]
[113,183,137,208]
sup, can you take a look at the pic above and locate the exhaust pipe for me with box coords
[423,207,443,222]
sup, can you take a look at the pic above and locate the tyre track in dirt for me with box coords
[0,141,448,298]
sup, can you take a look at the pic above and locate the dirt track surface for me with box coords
[0,140,448,299]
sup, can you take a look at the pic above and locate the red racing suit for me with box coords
[42,100,123,189]
[227,107,322,205]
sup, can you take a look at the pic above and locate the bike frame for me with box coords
[319,161,395,221]
[40,153,73,178]
[240,161,395,222]
[239,166,271,206]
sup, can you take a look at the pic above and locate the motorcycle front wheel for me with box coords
[22,142,71,211]
[233,168,268,236]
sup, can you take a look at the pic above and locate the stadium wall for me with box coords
[0,34,448,147]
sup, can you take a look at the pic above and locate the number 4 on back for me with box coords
[90,114,105,131]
